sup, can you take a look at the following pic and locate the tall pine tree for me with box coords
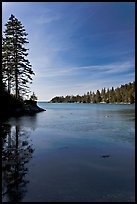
[2,14,34,99]
[2,35,13,94]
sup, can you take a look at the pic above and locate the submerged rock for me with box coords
[101,155,111,158]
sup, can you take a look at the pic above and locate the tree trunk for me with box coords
[15,69,18,99]
[7,72,11,94]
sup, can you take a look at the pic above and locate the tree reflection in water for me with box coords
[2,123,34,202]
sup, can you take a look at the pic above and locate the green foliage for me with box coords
[50,81,135,104]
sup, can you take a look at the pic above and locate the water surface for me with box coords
[2,103,135,202]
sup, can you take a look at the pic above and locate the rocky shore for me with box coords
[1,97,45,119]
[23,100,45,115]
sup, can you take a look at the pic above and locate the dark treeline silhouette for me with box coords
[50,81,135,104]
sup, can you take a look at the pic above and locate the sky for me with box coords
[2,2,135,101]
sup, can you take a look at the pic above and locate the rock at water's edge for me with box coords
[0,99,45,119]
[24,100,45,114]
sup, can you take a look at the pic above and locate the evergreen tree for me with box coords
[96,90,101,103]
[115,87,122,103]
[92,92,96,103]
[86,91,91,103]
[2,14,34,99]
[30,92,37,101]
[105,88,110,103]
[2,36,13,94]
[109,87,116,103]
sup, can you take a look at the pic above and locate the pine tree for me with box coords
[96,90,101,103]
[2,36,13,94]
[30,92,37,101]
[101,88,106,102]
[2,14,34,99]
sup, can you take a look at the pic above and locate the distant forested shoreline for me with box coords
[50,81,135,104]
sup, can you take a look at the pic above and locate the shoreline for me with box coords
[0,100,45,120]
[45,101,134,105]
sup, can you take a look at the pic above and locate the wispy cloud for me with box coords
[31,73,134,101]
[36,14,61,25]
[35,60,134,78]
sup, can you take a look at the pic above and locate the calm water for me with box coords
[2,103,135,202]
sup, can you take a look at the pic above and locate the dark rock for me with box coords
[0,96,45,119]
[101,155,110,158]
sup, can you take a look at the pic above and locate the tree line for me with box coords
[2,14,34,100]
[50,81,135,104]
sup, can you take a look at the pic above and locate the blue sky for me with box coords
[2,2,135,101]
